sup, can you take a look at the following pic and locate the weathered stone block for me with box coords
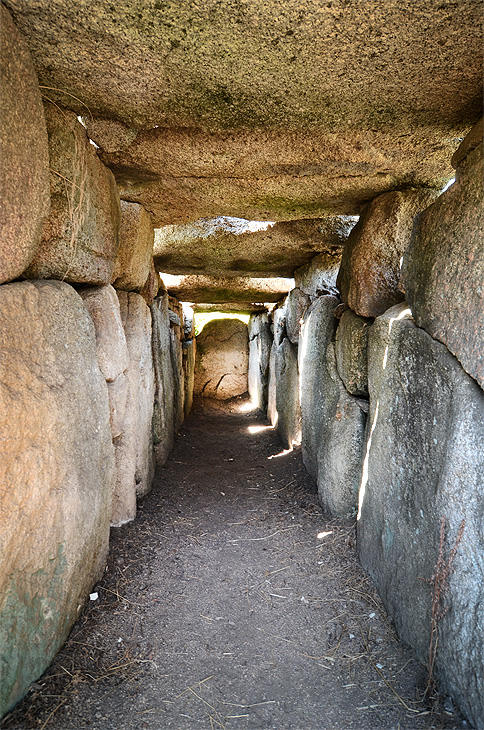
[316,344,367,518]
[275,338,301,450]
[285,288,311,344]
[272,305,286,346]
[107,372,129,440]
[113,291,155,525]
[248,312,272,410]
[195,319,249,400]
[170,317,185,431]
[151,293,175,466]
[267,341,277,427]
[358,303,484,729]
[183,339,196,417]
[337,188,438,318]
[24,105,121,284]
[0,5,50,285]
[79,285,129,382]
[335,308,371,397]
[111,201,154,292]
[299,296,366,516]
[0,280,115,716]
[299,296,339,479]
[139,258,160,306]
[403,120,484,390]
[294,250,344,298]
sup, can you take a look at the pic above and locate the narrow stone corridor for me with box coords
[2,399,465,730]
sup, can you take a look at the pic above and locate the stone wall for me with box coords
[194,318,249,400]
[0,16,186,713]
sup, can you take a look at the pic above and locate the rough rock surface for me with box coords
[294,247,352,298]
[337,188,438,318]
[267,342,277,427]
[170,318,185,432]
[193,303,266,314]
[113,292,155,525]
[285,288,311,344]
[151,293,175,466]
[24,105,121,285]
[248,312,272,410]
[195,319,249,400]
[299,296,366,516]
[358,303,484,729]
[183,339,196,418]
[275,338,301,450]
[165,275,293,304]
[335,309,371,397]
[272,305,287,347]
[403,120,484,390]
[112,201,154,292]
[79,285,129,382]
[0,5,50,285]
[79,285,130,443]
[154,217,354,278]
[316,344,367,518]
[139,258,160,306]
[299,296,339,479]
[0,280,115,716]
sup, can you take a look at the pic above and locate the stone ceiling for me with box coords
[5,0,482,300]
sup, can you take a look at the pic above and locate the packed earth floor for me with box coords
[2,398,469,730]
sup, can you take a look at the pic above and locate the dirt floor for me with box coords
[2,397,469,730]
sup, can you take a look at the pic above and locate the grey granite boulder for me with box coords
[275,338,301,450]
[248,312,272,410]
[403,118,484,390]
[358,303,484,729]
[195,318,249,400]
[334,308,371,397]
[0,280,114,715]
[284,288,311,344]
[151,292,175,466]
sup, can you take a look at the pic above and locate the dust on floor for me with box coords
[2,397,468,730]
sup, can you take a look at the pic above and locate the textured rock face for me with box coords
[248,313,272,410]
[24,105,121,285]
[299,296,367,516]
[79,285,129,382]
[182,304,196,417]
[165,275,293,304]
[195,319,249,400]
[299,296,339,479]
[0,5,50,285]
[151,293,175,466]
[337,189,438,318]
[0,280,115,716]
[139,258,160,306]
[79,285,130,445]
[170,316,185,432]
[275,338,301,449]
[154,216,353,278]
[285,288,311,344]
[294,247,351,298]
[267,342,277,427]
[403,120,484,390]
[335,309,371,397]
[112,201,154,292]
[114,292,155,525]
[358,304,484,729]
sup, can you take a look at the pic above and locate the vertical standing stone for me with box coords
[285,288,311,344]
[403,118,484,389]
[248,312,272,410]
[0,5,50,284]
[267,341,278,427]
[358,303,484,728]
[111,201,154,292]
[151,291,175,466]
[0,280,115,716]
[275,338,301,449]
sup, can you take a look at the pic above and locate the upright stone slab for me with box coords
[195,319,249,400]
[267,341,277,427]
[169,303,186,431]
[275,338,301,449]
[151,292,175,466]
[299,296,367,516]
[0,280,115,716]
[294,250,343,298]
[404,119,484,389]
[111,201,154,291]
[337,188,438,318]
[358,304,484,729]
[79,285,129,443]
[285,288,311,344]
[182,304,196,417]
[0,5,50,284]
[248,312,272,410]
[299,296,339,479]
[24,105,121,284]
[334,308,371,397]
[272,305,287,346]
